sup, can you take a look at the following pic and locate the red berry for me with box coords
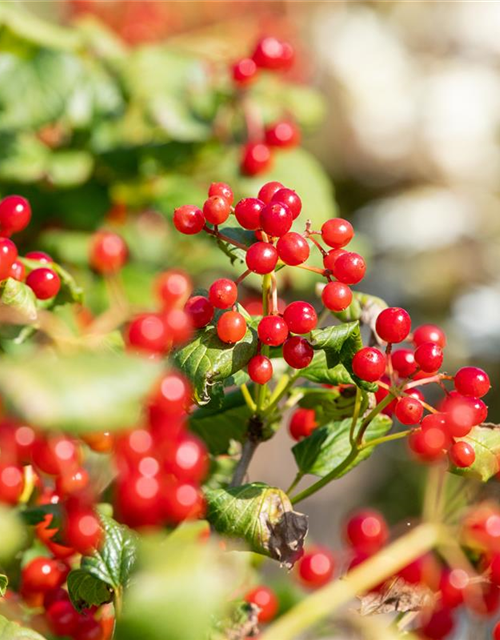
[0,195,31,235]
[217,311,247,344]
[155,270,192,308]
[154,372,192,416]
[248,355,273,385]
[126,313,169,354]
[0,238,17,279]
[283,336,313,369]
[331,251,366,285]
[352,347,386,382]
[209,278,238,309]
[33,436,80,476]
[89,231,128,274]
[46,600,79,637]
[408,427,449,462]
[421,412,447,431]
[413,324,446,348]
[444,396,477,437]
[454,366,490,398]
[116,429,154,464]
[26,251,52,263]
[184,296,214,329]
[440,392,488,425]
[65,506,102,555]
[321,281,352,312]
[116,474,162,527]
[490,554,500,585]
[173,205,205,235]
[26,267,60,300]
[258,181,284,204]
[163,434,208,483]
[297,547,335,588]
[283,301,317,334]
[289,408,317,441]
[260,202,292,237]
[420,606,455,639]
[265,121,300,148]
[73,617,104,640]
[161,478,205,524]
[56,467,89,496]
[0,419,37,463]
[241,143,272,176]
[234,198,265,230]
[232,58,257,85]
[271,188,302,219]
[0,464,23,504]
[8,259,24,281]
[203,196,231,225]
[449,441,475,468]
[244,586,279,623]
[246,242,278,274]
[375,307,411,344]
[21,557,69,593]
[345,509,388,553]
[83,432,114,457]
[276,232,309,265]
[415,342,443,373]
[321,219,354,249]
[494,621,500,640]
[208,182,233,205]
[323,248,346,271]
[439,568,470,608]
[252,37,285,69]
[395,396,423,425]
[163,308,193,345]
[258,315,288,346]
[391,349,417,378]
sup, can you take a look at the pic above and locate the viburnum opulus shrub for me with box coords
[0,173,499,640]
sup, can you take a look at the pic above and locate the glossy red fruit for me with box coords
[439,392,488,425]
[26,268,60,300]
[391,349,417,378]
[234,198,265,230]
[345,510,388,553]
[154,372,192,416]
[444,396,478,437]
[21,557,69,594]
[258,182,284,204]
[209,278,238,309]
[248,355,273,385]
[419,606,455,639]
[283,336,314,369]
[217,311,247,344]
[89,231,128,274]
[163,308,193,345]
[0,195,31,235]
[9,260,25,281]
[376,307,411,344]
[276,232,309,265]
[258,315,288,346]
[494,621,500,640]
[352,347,386,382]
[32,436,80,476]
[321,281,352,312]
[0,464,23,504]
[252,36,285,69]
[0,419,37,463]
[331,251,365,285]
[163,434,208,483]
[161,478,205,524]
[246,242,278,274]
[43,586,70,610]
[490,554,500,585]
[449,441,475,468]
[439,568,469,608]
[0,238,17,279]
[173,205,205,234]
[283,301,317,335]
[26,251,52,263]
[82,431,114,454]
[241,143,272,176]
[116,429,153,464]
[65,507,103,555]
[56,467,89,496]
[203,196,231,225]
[245,586,279,623]
[265,121,300,148]
[126,313,169,354]
[46,600,79,637]
[289,408,317,441]
[73,617,104,640]
[454,366,490,398]
[232,58,257,85]
[415,342,443,373]
[413,324,446,348]
[271,188,302,219]
[208,182,233,205]
[395,396,423,425]
[260,202,292,237]
[408,427,449,462]
[297,547,335,589]
[116,474,162,527]
[321,219,354,249]
[323,248,346,271]
[155,270,192,307]
[184,296,214,329]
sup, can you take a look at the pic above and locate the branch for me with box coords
[229,439,258,487]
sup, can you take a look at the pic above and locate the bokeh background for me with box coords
[4,0,500,560]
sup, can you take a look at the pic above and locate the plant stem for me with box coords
[262,370,300,418]
[230,439,258,487]
[240,383,257,413]
[356,393,394,447]
[295,263,325,276]
[358,429,411,450]
[286,472,304,495]
[203,225,248,251]
[259,523,443,640]
[256,273,272,413]
[404,374,451,391]
[349,385,363,446]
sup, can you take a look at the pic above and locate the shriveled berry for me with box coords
[297,547,335,589]
[184,296,214,328]
[173,205,205,235]
[413,324,446,348]
[391,349,417,378]
[289,408,317,441]
[260,202,292,237]
[345,509,388,553]
[126,313,169,354]
[321,281,352,312]
[203,196,231,225]
[232,58,257,85]
[258,315,288,346]
[0,195,31,235]
[449,441,475,468]
[234,198,264,230]
[415,342,443,373]
[276,232,309,265]
[454,366,490,398]
[283,301,317,334]
[217,311,247,344]
[209,278,238,309]
[241,143,272,176]
[245,586,279,623]
[89,231,128,273]
[395,396,423,425]
[271,188,302,219]
[352,347,386,382]
[258,181,284,204]
[246,242,278,274]
[155,270,192,307]
[321,218,354,249]
[265,121,300,148]
[376,307,411,344]
[331,251,366,285]
[208,182,233,205]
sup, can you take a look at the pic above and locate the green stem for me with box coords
[262,370,300,418]
[286,471,304,495]
[355,393,395,447]
[240,383,257,413]
[256,273,272,413]
[349,385,363,446]
[259,523,444,640]
[358,429,411,450]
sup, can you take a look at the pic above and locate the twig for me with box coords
[230,439,258,487]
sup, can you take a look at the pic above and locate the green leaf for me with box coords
[174,324,258,405]
[0,351,162,433]
[0,278,37,324]
[46,150,94,188]
[296,386,369,427]
[300,353,355,386]
[67,569,113,612]
[450,424,500,482]
[21,503,61,527]
[0,574,7,597]
[189,389,251,455]
[0,134,49,182]
[292,415,392,478]
[0,4,80,51]
[0,615,47,640]
[205,482,308,567]
[0,505,26,562]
